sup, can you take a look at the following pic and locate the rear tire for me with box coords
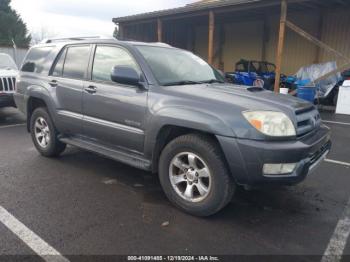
[158,134,235,217]
[30,107,66,157]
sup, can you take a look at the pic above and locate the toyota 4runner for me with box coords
[14,38,331,216]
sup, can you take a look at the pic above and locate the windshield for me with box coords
[136,46,224,86]
[0,54,18,70]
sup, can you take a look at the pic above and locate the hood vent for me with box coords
[247,86,265,92]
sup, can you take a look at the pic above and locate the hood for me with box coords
[209,84,310,111]
[0,69,19,78]
[157,83,314,139]
[167,83,311,115]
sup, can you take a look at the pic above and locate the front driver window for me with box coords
[92,46,140,83]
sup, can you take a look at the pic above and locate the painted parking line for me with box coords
[325,159,350,167]
[0,123,26,129]
[0,206,69,262]
[321,198,350,262]
[323,120,350,126]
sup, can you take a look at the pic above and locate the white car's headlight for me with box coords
[243,111,296,137]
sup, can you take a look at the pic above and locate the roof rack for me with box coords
[41,36,115,44]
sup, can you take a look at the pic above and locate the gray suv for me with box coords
[14,38,331,216]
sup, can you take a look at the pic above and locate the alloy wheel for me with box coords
[169,152,212,202]
[34,117,51,148]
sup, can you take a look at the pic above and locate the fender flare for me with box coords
[25,85,57,130]
[144,106,236,160]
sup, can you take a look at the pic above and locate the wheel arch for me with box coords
[145,107,235,172]
[149,124,225,174]
[26,87,56,132]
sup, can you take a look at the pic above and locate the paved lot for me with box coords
[0,107,349,261]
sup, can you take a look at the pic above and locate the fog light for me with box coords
[263,163,297,175]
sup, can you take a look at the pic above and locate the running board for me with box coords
[59,136,151,171]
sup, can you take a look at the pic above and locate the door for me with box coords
[82,45,148,153]
[50,45,91,135]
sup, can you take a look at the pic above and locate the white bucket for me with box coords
[280,88,289,94]
[336,81,350,115]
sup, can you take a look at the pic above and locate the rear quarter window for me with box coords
[21,46,54,74]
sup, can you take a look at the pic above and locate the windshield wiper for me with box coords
[163,80,203,86]
[200,79,225,84]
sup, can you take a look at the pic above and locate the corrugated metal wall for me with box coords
[319,9,350,66]
[0,46,28,68]
[265,11,320,75]
[222,20,264,72]
[194,26,208,61]
[193,8,349,75]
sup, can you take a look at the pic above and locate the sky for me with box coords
[10,0,195,41]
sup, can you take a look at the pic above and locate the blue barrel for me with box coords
[297,86,316,102]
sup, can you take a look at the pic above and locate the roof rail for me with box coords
[41,36,114,44]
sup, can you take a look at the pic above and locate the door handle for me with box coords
[84,85,97,94]
[49,80,58,87]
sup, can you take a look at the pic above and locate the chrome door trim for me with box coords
[57,110,83,120]
[57,110,144,135]
[84,115,144,135]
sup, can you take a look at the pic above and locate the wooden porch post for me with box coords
[274,0,287,93]
[208,11,215,65]
[157,18,162,42]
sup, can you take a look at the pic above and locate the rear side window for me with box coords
[21,47,54,73]
[62,46,90,80]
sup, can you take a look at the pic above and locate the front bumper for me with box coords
[0,93,16,108]
[217,125,331,186]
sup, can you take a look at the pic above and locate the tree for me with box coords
[113,26,119,39]
[0,0,31,47]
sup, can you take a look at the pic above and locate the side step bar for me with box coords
[59,136,151,171]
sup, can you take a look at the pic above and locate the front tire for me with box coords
[30,107,66,157]
[159,134,235,216]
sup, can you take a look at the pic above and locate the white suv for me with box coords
[0,53,18,108]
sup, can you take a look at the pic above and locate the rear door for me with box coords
[82,44,148,153]
[50,45,92,135]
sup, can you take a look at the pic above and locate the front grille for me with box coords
[295,105,321,137]
[309,141,331,165]
[0,77,16,93]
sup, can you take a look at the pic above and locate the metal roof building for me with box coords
[113,0,350,85]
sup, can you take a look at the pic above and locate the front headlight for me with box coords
[243,111,296,137]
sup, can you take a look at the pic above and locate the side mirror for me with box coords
[111,66,141,86]
[21,62,35,73]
